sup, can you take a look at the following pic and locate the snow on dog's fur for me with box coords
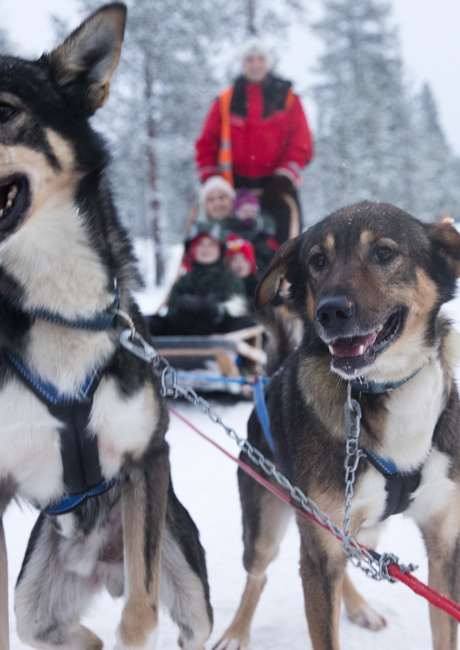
[0,4,212,649]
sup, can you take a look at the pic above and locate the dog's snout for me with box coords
[316,296,354,329]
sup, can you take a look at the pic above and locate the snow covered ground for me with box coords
[5,243,460,649]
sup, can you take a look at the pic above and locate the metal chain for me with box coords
[343,385,364,542]
[118,326,415,583]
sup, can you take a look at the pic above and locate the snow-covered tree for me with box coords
[0,31,9,52]
[303,0,413,221]
[410,83,460,221]
[223,0,304,38]
[0,4,13,54]
[302,0,460,225]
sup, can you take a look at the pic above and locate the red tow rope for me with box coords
[169,405,460,624]
[387,565,460,622]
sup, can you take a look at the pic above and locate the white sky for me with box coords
[2,0,460,154]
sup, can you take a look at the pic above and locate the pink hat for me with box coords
[233,189,260,213]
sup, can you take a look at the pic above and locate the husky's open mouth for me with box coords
[0,175,30,242]
[326,307,407,375]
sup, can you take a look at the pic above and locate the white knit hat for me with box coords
[199,176,236,208]
[239,36,271,67]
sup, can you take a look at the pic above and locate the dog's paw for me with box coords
[346,606,387,631]
[178,631,208,650]
[115,603,159,650]
[114,626,158,650]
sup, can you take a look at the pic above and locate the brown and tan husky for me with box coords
[215,201,460,650]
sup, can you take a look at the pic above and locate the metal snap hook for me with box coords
[111,308,136,340]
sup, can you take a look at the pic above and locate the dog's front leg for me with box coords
[298,520,347,650]
[422,522,460,650]
[116,442,170,650]
[0,517,9,650]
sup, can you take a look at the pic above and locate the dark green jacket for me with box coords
[166,260,246,335]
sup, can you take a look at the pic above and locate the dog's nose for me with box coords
[316,296,354,329]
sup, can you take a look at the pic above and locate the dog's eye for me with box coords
[375,246,396,263]
[310,253,327,270]
[0,103,18,123]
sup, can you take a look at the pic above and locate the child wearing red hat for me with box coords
[226,234,260,300]
[148,223,253,336]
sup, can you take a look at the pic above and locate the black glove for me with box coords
[180,294,222,322]
[263,174,294,201]
[180,294,210,314]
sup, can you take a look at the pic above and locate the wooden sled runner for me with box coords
[152,325,267,396]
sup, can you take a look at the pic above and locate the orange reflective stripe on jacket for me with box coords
[217,85,296,186]
[285,87,295,111]
[218,87,234,185]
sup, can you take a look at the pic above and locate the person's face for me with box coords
[205,190,233,221]
[229,252,252,278]
[193,236,221,265]
[242,52,269,84]
[236,202,259,221]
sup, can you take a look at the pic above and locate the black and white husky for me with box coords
[0,4,212,649]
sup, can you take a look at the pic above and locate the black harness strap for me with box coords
[362,447,422,521]
[353,369,438,522]
[46,398,104,496]
[5,353,113,509]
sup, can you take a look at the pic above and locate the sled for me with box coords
[152,324,267,396]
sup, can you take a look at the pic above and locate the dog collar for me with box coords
[351,364,425,395]
[1,282,120,332]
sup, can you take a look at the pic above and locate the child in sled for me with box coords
[225,234,260,300]
[148,223,253,337]
[199,175,235,222]
[221,188,280,275]
[226,233,284,307]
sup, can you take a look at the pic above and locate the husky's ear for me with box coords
[255,237,298,309]
[427,221,460,277]
[43,3,127,116]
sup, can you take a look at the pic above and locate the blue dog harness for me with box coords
[2,284,120,331]
[351,374,429,521]
[2,288,121,515]
[358,445,422,521]
[255,369,433,522]
[5,353,116,515]
[5,353,115,515]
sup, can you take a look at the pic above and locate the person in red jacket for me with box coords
[195,36,314,243]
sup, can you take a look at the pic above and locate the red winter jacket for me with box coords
[195,74,313,184]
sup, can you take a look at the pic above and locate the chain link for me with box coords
[343,394,364,540]
[118,327,414,583]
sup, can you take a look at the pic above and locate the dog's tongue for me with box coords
[330,331,377,358]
